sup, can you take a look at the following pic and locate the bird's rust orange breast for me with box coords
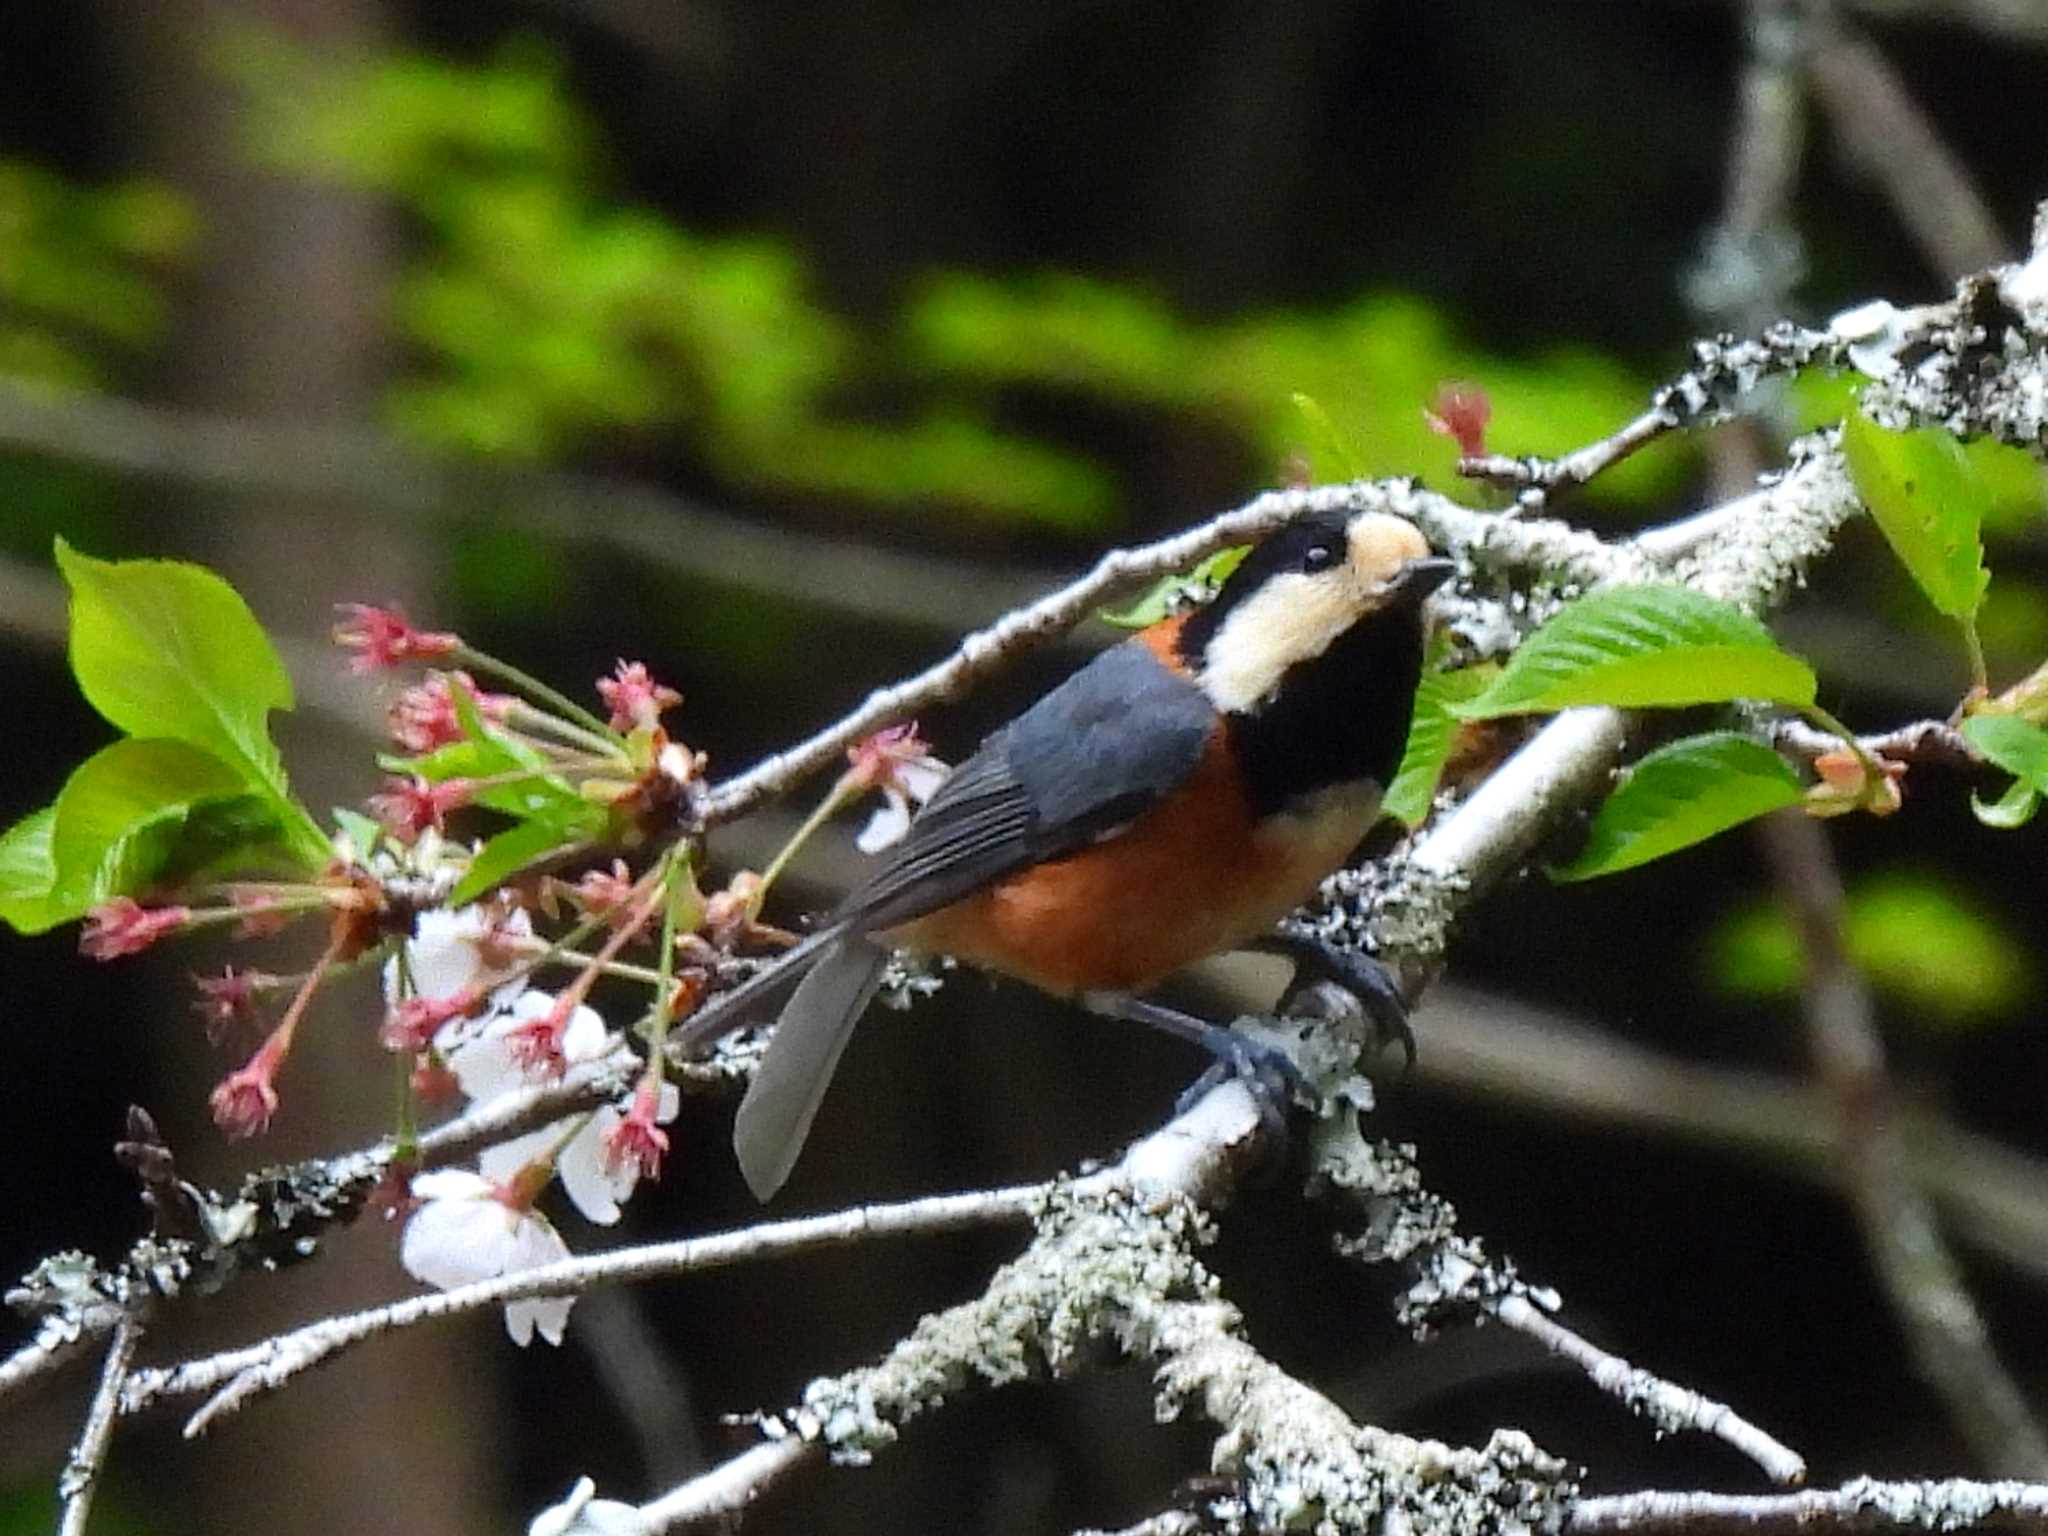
[887,718,1377,997]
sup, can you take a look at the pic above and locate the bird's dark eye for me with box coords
[1302,542,1338,572]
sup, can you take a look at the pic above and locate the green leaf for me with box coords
[1099,545,1249,629]
[1841,410,1992,621]
[1291,392,1362,481]
[0,807,63,933]
[332,807,384,859]
[1383,665,1494,827]
[47,738,280,911]
[449,818,579,906]
[1972,776,2038,829]
[380,737,595,827]
[53,540,321,862]
[1455,585,1816,718]
[1961,713,2048,828]
[1551,731,1803,882]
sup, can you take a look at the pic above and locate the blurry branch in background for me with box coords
[1692,3,2044,1479]
[0,380,1048,637]
[1810,13,2009,278]
[1757,812,2048,1475]
[1835,0,2048,47]
[1408,984,2048,1286]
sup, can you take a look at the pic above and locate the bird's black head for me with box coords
[1175,510,1454,814]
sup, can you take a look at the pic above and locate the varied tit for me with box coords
[676,510,1455,1200]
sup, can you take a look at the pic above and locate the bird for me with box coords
[676,509,1455,1200]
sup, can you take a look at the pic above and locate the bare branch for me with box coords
[1489,1295,1807,1485]
[1570,1479,2048,1536]
[123,1178,1055,1431]
[56,1311,145,1536]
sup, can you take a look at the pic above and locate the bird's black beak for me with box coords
[1391,556,1457,600]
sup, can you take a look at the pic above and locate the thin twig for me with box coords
[122,1180,1055,1428]
[1770,716,1979,770]
[1758,813,2048,1475]
[1570,1479,2048,1536]
[1457,407,1679,501]
[1489,1295,1807,1485]
[56,1311,145,1536]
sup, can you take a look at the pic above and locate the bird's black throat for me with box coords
[1221,604,1428,819]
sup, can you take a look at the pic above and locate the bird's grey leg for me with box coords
[1078,991,1315,1132]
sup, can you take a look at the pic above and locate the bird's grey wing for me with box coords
[842,641,1214,934]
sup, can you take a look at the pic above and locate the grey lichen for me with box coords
[1149,1312,1575,1536]
[1857,272,2048,453]
[778,1183,1220,1467]
[1299,851,1469,980]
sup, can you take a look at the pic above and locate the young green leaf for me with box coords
[1383,665,1495,827]
[1961,713,2048,829]
[331,807,384,860]
[1841,410,1992,622]
[1454,585,1816,719]
[0,807,62,933]
[1291,392,1363,481]
[53,540,323,862]
[48,738,278,912]
[1551,731,1803,882]
[449,818,583,906]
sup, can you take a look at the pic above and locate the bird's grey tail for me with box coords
[668,922,851,1056]
[732,935,888,1201]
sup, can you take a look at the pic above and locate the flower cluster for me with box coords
[387,906,680,1345]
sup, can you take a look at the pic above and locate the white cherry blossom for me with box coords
[400,1169,574,1346]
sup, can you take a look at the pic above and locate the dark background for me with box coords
[2,2,2046,1532]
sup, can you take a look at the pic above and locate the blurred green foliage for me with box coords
[1707,871,2030,1026]
[905,275,1682,505]
[0,159,196,387]
[220,35,1680,532]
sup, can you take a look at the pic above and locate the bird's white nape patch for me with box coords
[1197,513,1433,715]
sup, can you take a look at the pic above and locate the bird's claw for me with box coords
[1258,931,1416,1070]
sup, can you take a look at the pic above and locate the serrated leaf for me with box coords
[1551,731,1803,881]
[48,738,280,911]
[1961,713,2048,829]
[1383,665,1495,827]
[54,540,323,864]
[1291,392,1363,481]
[450,819,581,906]
[1455,585,1816,718]
[1842,410,1991,621]
[1099,545,1249,629]
[0,807,63,933]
